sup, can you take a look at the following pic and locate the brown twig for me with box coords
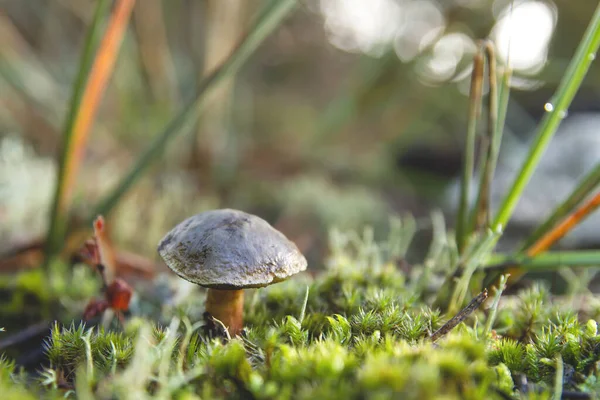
[430,289,488,342]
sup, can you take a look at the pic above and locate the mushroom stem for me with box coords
[205,288,244,336]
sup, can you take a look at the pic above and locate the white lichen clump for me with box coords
[0,135,56,250]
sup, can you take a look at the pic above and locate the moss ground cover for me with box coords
[1,225,599,399]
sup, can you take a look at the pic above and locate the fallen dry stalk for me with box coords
[430,289,488,342]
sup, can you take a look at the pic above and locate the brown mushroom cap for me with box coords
[157,209,307,289]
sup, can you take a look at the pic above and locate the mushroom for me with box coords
[157,209,307,336]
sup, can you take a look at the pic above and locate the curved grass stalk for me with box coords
[519,163,600,251]
[45,0,135,265]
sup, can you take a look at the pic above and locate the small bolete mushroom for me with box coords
[157,209,307,336]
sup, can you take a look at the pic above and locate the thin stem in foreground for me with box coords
[456,50,484,254]
[473,41,499,232]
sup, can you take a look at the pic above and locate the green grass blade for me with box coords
[90,0,297,220]
[494,68,512,162]
[519,163,600,251]
[493,5,600,230]
[484,250,600,270]
[456,50,484,254]
[44,0,112,262]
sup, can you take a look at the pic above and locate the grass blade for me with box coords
[493,4,600,230]
[439,45,504,307]
[484,250,600,271]
[525,192,600,256]
[90,0,297,221]
[44,0,113,264]
[472,42,498,232]
[519,163,600,251]
[456,49,484,253]
[491,191,600,283]
[494,67,512,161]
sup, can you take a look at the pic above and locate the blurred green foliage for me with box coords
[2,0,600,262]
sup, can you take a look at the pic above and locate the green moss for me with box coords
[43,322,134,384]
[18,267,596,399]
[1,224,599,399]
[488,338,525,372]
[0,355,53,400]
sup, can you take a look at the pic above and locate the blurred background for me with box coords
[1,0,599,269]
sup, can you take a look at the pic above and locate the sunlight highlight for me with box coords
[493,0,557,73]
